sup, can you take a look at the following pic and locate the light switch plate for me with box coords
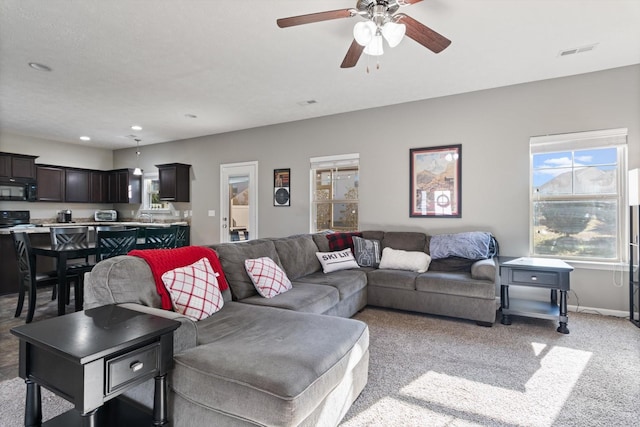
[208,210,215,217]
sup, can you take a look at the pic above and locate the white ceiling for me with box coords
[1,0,639,150]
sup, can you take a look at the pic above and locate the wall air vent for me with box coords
[559,43,598,57]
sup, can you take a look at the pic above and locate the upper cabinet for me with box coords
[36,165,65,202]
[65,169,91,203]
[108,169,141,204]
[156,163,191,202]
[0,152,37,181]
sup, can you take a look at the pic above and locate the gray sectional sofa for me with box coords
[83,229,498,426]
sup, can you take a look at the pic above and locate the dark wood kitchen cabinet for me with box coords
[90,171,109,203]
[156,163,191,202]
[36,165,65,202]
[0,152,37,180]
[65,168,91,203]
[108,169,141,204]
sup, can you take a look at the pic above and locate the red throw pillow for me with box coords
[326,232,363,252]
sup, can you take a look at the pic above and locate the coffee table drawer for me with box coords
[511,269,559,286]
[107,342,160,395]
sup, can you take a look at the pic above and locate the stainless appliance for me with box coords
[57,210,73,223]
[0,181,37,201]
[0,210,36,229]
[94,210,117,222]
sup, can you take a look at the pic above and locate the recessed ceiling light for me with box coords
[28,62,52,72]
[131,125,143,131]
[79,136,91,141]
[184,113,197,119]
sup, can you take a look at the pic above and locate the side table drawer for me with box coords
[107,342,160,395]
[510,269,559,286]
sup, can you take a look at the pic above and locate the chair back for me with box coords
[11,231,35,286]
[50,226,89,245]
[176,225,190,247]
[143,226,178,249]
[96,229,138,261]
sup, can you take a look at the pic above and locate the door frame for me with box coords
[219,161,258,243]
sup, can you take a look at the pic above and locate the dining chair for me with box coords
[95,228,138,261]
[143,226,178,249]
[11,231,78,323]
[49,226,94,304]
[176,225,190,247]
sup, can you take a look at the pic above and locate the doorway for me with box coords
[220,161,258,243]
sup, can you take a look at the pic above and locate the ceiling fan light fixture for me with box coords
[364,34,384,56]
[353,21,376,46]
[381,22,405,48]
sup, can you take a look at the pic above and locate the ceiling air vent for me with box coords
[559,43,598,57]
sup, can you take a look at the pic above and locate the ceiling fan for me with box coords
[277,0,451,68]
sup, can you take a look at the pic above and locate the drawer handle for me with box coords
[531,276,537,281]
[130,361,144,372]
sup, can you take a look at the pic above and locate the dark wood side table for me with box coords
[499,257,574,334]
[11,305,180,426]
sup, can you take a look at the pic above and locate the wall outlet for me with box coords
[208,210,215,217]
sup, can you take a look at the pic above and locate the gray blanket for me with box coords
[429,231,496,260]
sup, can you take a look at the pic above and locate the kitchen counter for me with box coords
[0,221,189,235]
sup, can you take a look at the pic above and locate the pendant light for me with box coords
[133,138,143,176]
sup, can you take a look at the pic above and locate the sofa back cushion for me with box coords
[380,232,427,252]
[274,234,321,280]
[211,239,282,300]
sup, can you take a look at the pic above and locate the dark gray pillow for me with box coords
[352,236,381,267]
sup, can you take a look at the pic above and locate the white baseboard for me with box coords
[568,305,629,318]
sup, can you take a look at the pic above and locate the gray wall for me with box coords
[2,65,638,313]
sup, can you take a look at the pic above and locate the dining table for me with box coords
[31,241,97,316]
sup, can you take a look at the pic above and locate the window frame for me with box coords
[529,128,628,263]
[310,153,359,233]
[140,172,171,213]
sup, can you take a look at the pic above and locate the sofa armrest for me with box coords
[118,303,198,354]
[470,258,498,282]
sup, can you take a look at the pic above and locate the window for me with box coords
[310,154,359,232]
[530,128,628,262]
[142,173,170,212]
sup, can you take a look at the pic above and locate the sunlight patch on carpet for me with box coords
[343,345,592,427]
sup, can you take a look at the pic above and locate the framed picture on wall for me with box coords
[274,168,290,206]
[409,144,461,218]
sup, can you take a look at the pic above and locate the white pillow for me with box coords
[161,257,224,321]
[379,247,432,273]
[244,257,292,298]
[316,249,360,273]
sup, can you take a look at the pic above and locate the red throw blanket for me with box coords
[129,246,229,311]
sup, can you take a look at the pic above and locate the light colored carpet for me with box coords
[1,308,638,426]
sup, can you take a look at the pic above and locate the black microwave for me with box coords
[0,182,37,201]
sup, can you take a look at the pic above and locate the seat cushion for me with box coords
[366,269,418,291]
[415,271,496,299]
[295,269,368,300]
[238,282,339,314]
[172,302,369,426]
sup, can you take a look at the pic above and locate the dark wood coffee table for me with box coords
[11,305,180,426]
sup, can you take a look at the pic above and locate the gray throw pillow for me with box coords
[352,236,381,268]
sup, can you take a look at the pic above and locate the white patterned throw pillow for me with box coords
[245,257,292,298]
[316,248,360,273]
[161,257,224,321]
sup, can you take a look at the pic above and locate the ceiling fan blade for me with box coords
[396,0,424,5]
[394,13,451,53]
[277,9,355,28]
[340,40,365,68]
